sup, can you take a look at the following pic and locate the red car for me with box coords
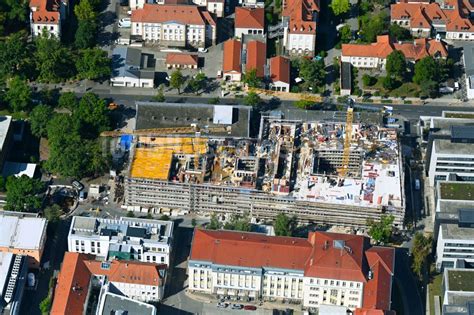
[244,305,257,311]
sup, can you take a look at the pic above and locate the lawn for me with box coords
[368,78,420,98]
[0,109,28,120]
[429,272,443,315]
[439,182,474,200]
[444,112,474,119]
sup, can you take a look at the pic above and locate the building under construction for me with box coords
[123,109,405,229]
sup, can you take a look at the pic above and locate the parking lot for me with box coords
[201,303,273,315]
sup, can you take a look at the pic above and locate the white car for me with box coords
[118,18,131,28]
[217,302,228,308]
[198,47,208,53]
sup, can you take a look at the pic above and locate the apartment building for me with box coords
[391,0,474,40]
[341,35,448,69]
[96,287,157,315]
[129,0,225,17]
[125,115,405,229]
[188,229,395,313]
[110,47,155,88]
[67,216,173,266]
[434,180,474,270]
[234,7,265,38]
[0,212,47,268]
[51,252,167,315]
[0,253,28,315]
[131,4,216,48]
[442,268,474,312]
[268,56,291,92]
[29,0,67,37]
[282,0,319,56]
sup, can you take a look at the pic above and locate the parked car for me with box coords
[244,305,257,310]
[27,273,35,287]
[415,179,421,190]
[217,302,228,308]
[79,191,87,202]
[231,304,243,310]
[118,18,131,28]
[72,180,84,191]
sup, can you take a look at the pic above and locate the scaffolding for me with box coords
[338,107,354,177]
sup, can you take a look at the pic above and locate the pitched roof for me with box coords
[391,1,474,33]
[223,39,242,73]
[305,232,370,282]
[282,0,319,34]
[51,252,166,315]
[342,35,448,61]
[30,0,60,24]
[165,53,198,66]
[235,7,265,29]
[342,35,394,59]
[190,229,313,270]
[270,56,290,84]
[246,40,267,78]
[131,4,215,26]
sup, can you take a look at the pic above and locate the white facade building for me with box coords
[67,216,173,266]
[29,0,67,38]
[131,4,216,48]
[189,229,395,313]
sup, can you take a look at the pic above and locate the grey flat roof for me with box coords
[112,46,154,80]
[439,200,474,214]
[0,116,12,152]
[442,222,474,239]
[435,139,474,154]
[135,102,251,138]
[452,126,474,140]
[100,293,156,315]
[463,44,474,77]
[341,62,351,90]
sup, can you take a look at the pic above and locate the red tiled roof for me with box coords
[354,309,396,315]
[270,56,290,84]
[235,7,265,29]
[246,40,267,78]
[391,1,474,33]
[165,53,198,66]
[342,35,394,59]
[190,229,313,270]
[30,0,60,24]
[51,252,166,315]
[282,0,319,34]
[223,39,242,73]
[132,4,215,26]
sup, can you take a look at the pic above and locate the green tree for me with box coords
[126,211,135,217]
[75,21,97,49]
[339,25,352,44]
[29,104,54,138]
[0,177,5,192]
[413,56,438,85]
[5,76,31,112]
[169,70,184,94]
[5,175,44,212]
[382,75,398,91]
[419,80,438,98]
[298,58,326,92]
[389,23,412,41]
[44,204,62,223]
[367,214,394,244]
[160,214,170,221]
[359,12,388,43]
[243,91,261,107]
[74,93,110,139]
[152,86,166,102]
[243,69,262,88]
[362,74,376,87]
[386,50,406,79]
[0,31,32,81]
[74,0,97,21]
[224,213,251,232]
[411,232,432,279]
[208,97,220,104]
[39,296,52,315]
[35,34,75,82]
[76,48,111,80]
[207,212,221,230]
[58,92,78,110]
[187,72,207,94]
[191,218,197,227]
[330,0,350,16]
[273,213,296,236]
[294,99,314,109]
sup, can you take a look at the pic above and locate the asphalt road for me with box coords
[394,248,424,315]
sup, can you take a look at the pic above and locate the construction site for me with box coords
[123,109,405,229]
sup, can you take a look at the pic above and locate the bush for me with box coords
[381,99,392,104]
[362,99,374,103]
[404,100,412,104]
[362,74,376,87]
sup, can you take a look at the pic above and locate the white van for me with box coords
[118,18,131,28]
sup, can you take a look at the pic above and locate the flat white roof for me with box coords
[2,162,37,178]
[0,252,13,294]
[0,215,47,250]
[213,105,233,124]
[0,116,12,152]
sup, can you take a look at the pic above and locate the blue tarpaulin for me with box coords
[120,135,133,150]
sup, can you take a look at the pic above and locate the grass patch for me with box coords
[444,112,474,119]
[440,182,474,200]
[404,100,412,104]
[381,99,392,104]
[0,109,28,120]
[372,79,421,98]
[429,272,443,315]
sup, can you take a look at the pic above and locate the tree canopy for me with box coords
[298,58,326,92]
[339,25,352,44]
[207,212,221,230]
[73,92,110,138]
[413,56,438,85]
[29,104,54,138]
[243,91,261,107]
[187,72,207,94]
[5,76,31,112]
[5,175,44,212]
[35,34,75,83]
[367,214,394,244]
[243,69,262,88]
[169,70,184,93]
[273,213,296,236]
[223,213,251,232]
[44,204,62,223]
[389,24,412,41]
[359,12,388,43]
[330,0,350,16]
[74,0,97,22]
[0,31,32,81]
[58,92,78,110]
[411,232,432,279]
[386,50,406,79]
[76,48,111,80]
[75,21,97,49]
